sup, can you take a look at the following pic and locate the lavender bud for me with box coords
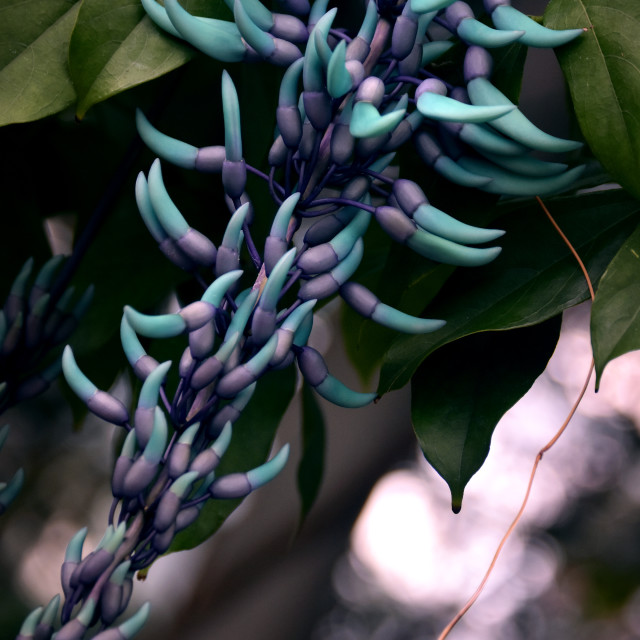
[374,206,417,243]
[303,91,332,130]
[397,43,422,76]
[194,145,226,172]
[464,45,493,82]
[392,15,419,60]
[222,160,247,199]
[152,522,176,553]
[208,473,252,499]
[392,179,428,216]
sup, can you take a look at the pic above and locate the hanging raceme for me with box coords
[13,0,590,637]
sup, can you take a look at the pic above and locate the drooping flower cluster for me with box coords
[15,0,584,637]
[0,257,93,515]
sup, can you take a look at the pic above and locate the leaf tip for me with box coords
[450,487,464,513]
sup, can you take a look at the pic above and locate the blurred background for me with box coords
[3,1,640,639]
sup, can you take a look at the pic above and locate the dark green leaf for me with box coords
[545,0,640,199]
[168,366,297,553]
[297,381,326,529]
[591,223,640,388]
[411,317,562,512]
[379,189,640,394]
[0,1,80,126]
[69,0,202,119]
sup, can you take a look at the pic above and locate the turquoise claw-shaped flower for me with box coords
[136,110,198,169]
[233,0,302,65]
[340,282,445,334]
[164,0,249,62]
[467,76,583,153]
[491,4,584,48]
[457,157,586,196]
[265,193,300,273]
[327,40,352,98]
[410,0,456,13]
[297,346,377,408]
[221,71,243,163]
[457,17,524,48]
[298,237,365,300]
[120,315,160,380]
[62,346,130,425]
[416,88,515,123]
[91,602,150,640]
[350,102,406,139]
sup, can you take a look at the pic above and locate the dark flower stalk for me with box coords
[15,0,585,637]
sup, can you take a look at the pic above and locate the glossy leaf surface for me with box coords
[545,0,640,199]
[379,189,640,394]
[69,0,211,119]
[591,223,640,388]
[411,317,562,512]
[0,0,80,126]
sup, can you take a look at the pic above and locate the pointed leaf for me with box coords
[411,317,562,512]
[379,189,640,394]
[68,0,225,119]
[0,1,80,126]
[544,0,640,199]
[591,223,640,388]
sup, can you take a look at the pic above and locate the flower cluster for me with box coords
[15,0,584,637]
[0,257,92,515]
[0,257,93,414]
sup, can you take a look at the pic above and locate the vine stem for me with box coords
[437,196,595,640]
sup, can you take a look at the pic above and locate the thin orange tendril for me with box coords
[437,196,595,640]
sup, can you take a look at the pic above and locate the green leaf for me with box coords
[411,317,562,512]
[591,223,640,388]
[379,189,640,394]
[68,0,196,119]
[168,366,297,553]
[297,381,325,529]
[0,1,80,126]
[544,0,640,200]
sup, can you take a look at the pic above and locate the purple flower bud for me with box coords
[374,206,417,244]
[340,282,378,318]
[175,228,217,268]
[176,505,201,531]
[152,522,176,553]
[159,237,197,271]
[397,43,422,76]
[268,135,288,167]
[330,122,355,164]
[302,91,332,130]
[222,160,247,199]
[392,15,419,60]
[445,1,474,29]
[276,105,303,148]
[355,76,384,106]
[297,120,317,160]
[271,13,308,42]
[464,45,493,82]
[208,473,252,499]
[392,179,428,216]
[189,322,216,360]
[195,145,226,172]
[296,346,328,387]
